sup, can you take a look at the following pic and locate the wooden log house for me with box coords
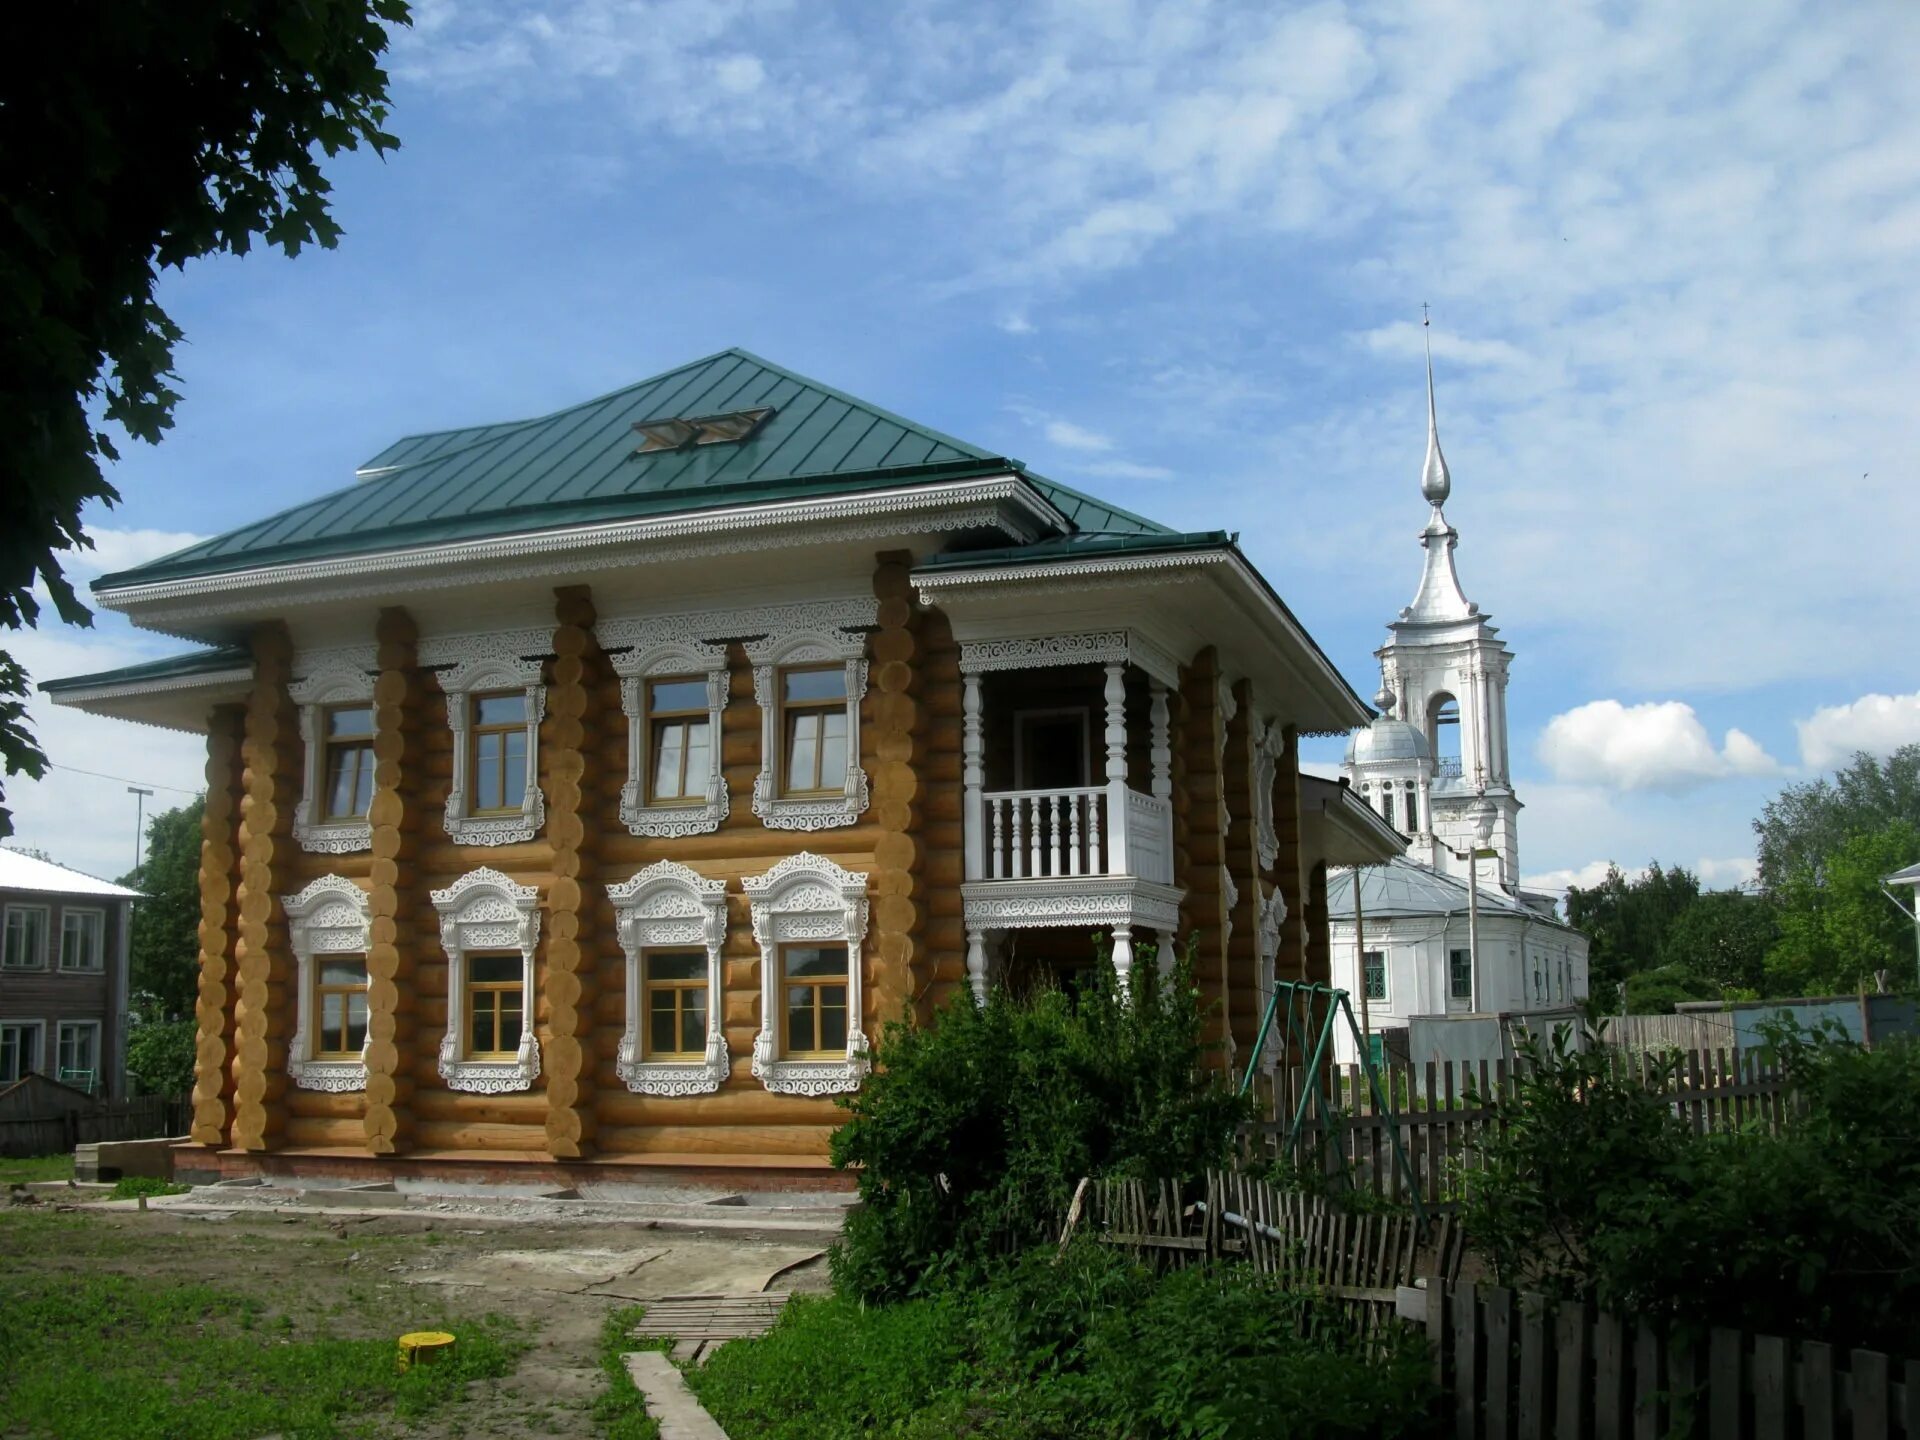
[44,349,1401,1186]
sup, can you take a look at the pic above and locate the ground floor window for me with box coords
[465,952,526,1059]
[1362,949,1387,1002]
[1,1021,41,1082]
[56,1021,99,1091]
[1448,948,1473,1002]
[782,944,849,1059]
[314,958,369,1058]
[644,950,709,1059]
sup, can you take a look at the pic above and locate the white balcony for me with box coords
[955,635,1186,999]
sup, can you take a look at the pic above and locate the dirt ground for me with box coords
[1,1195,832,1437]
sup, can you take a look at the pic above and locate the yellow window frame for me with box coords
[781,943,849,1059]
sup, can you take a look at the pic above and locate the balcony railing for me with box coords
[979,784,1174,884]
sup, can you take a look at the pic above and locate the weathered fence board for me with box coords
[0,1094,188,1158]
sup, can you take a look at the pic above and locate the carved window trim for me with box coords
[744,852,870,1096]
[422,629,550,847]
[745,598,875,832]
[290,647,377,855]
[1257,884,1287,1066]
[282,875,373,1093]
[431,867,541,1094]
[600,617,730,838]
[607,861,729,1096]
[1253,718,1282,873]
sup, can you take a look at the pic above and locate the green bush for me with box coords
[1459,1022,1920,1352]
[124,1019,194,1097]
[109,1176,190,1200]
[828,941,1250,1301]
[693,1245,1435,1440]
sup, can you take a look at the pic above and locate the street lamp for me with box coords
[128,786,154,882]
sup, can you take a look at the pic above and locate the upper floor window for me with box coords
[291,645,377,855]
[603,617,730,839]
[322,704,376,821]
[3,905,48,969]
[1362,949,1387,1002]
[1379,785,1396,829]
[1403,782,1420,833]
[647,679,712,804]
[1448,947,1473,1002]
[59,910,104,972]
[469,691,529,814]
[780,666,849,797]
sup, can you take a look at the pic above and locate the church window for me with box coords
[1380,786,1395,828]
[1448,948,1472,1002]
[1404,783,1420,832]
[1430,694,1461,775]
[1362,950,1387,1001]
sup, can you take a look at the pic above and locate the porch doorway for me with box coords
[1014,708,1091,791]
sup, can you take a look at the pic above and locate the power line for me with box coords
[44,761,203,798]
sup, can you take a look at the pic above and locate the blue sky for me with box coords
[12,0,1920,891]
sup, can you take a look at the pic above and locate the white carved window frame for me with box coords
[1257,884,1287,1067]
[601,617,730,838]
[290,647,378,855]
[745,598,876,832]
[744,852,870,1096]
[431,867,542,1094]
[282,875,373,1093]
[1253,718,1282,873]
[608,861,729,1096]
[422,630,550,847]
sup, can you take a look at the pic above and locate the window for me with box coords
[1404,782,1419,833]
[644,951,708,1058]
[56,1021,100,1091]
[470,692,529,814]
[321,705,376,821]
[782,945,850,1058]
[646,679,711,804]
[432,867,541,1093]
[59,910,104,972]
[745,852,870,1095]
[632,406,774,453]
[313,958,369,1057]
[780,667,849,796]
[424,628,549,847]
[1380,786,1395,829]
[3,905,48,969]
[1,1022,41,1082]
[1362,949,1387,1001]
[291,647,377,854]
[1448,947,1473,1002]
[466,953,525,1059]
[1429,693,1462,776]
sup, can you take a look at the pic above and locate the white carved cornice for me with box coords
[607,861,730,1096]
[281,875,373,1092]
[422,628,550,847]
[289,645,378,856]
[955,629,1181,689]
[431,867,542,1093]
[960,876,1184,935]
[743,852,870,1096]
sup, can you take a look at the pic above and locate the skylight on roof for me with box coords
[632,407,774,454]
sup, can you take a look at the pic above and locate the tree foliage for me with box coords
[125,1019,196,1096]
[0,0,408,834]
[1755,744,1920,893]
[1564,861,1701,1010]
[829,943,1250,1303]
[119,798,205,1020]
[1766,819,1920,996]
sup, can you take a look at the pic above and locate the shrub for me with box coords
[1459,1022,1920,1352]
[124,1018,194,1096]
[828,941,1249,1301]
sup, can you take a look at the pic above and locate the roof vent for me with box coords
[632,407,774,454]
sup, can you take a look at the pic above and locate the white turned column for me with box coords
[1149,679,1171,800]
[962,672,985,882]
[1111,923,1134,995]
[966,928,988,1004]
[1104,662,1130,877]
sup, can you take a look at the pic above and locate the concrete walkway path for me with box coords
[623,1351,731,1439]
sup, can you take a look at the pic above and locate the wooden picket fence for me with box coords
[1242,1047,1796,1206]
[0,1094,189,1159]
[1067,1168,1461,1334]
[1425,1281,1920,1439]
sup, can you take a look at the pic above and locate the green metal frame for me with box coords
[1241,978,1426,1223]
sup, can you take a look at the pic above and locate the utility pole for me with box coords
[127,786,153,882]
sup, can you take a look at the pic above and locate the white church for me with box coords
[1327,344,1590,1065]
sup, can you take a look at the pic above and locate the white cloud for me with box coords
[1521,854,1756,894]
[1071,459,1175,482]
[1695,856,1759,890]
[1042,418,1113,452]
[997,311,1035,335]
[1359,321,1530,370]
[60,528,209,577]
[1796,690,1920,771]
[1538,700,1779,792]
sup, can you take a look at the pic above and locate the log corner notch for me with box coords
[232,623,298,1152]
[1174,646,1231,1062]
[543,584,603,1159]
[867,552,925,1030]
[363,607,420,1156]
[190,702,247,1147]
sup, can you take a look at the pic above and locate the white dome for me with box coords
[1344,717,1432,767]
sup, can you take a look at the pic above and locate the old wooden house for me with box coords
[45,349,1398,1185]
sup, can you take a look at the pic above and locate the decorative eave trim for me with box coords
[95,476,1060,627]
[960,876,1185,933]
[955,629,1181,689]
[914,547,1220,602]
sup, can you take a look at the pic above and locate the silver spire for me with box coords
[1420,314,1451,507]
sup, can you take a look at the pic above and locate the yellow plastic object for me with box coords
[396,1331,457,1371]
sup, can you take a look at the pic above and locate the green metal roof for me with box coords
[38,644,251,695]
[916,529,1234,572]
[97,348,1174,590]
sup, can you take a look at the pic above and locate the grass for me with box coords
[109,1175,192,1200]
[0,1209,524,1439]
[590,1305,663,1440]
[0,1153,75,1186]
